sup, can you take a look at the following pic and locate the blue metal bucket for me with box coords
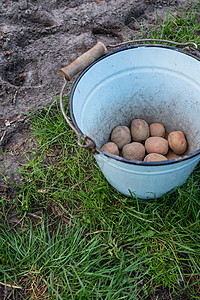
[61,42,200,199]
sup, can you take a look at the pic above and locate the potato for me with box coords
[150,123,165,137]
[131,119,149,142]
[165,131,170,140]
[166,150,182,160]
[168,131,187,154]
[122,142,145,161]
[102,142,119,156]
[111,126,131,149]
[144,153,167,162]
[145,137,168,155]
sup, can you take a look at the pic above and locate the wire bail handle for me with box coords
[107,38,198,49]
[59,78,96,153]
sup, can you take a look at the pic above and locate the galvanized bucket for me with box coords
[60,39,200,199]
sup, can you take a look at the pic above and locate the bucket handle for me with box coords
[60,39,198,81]
[60,42,110,152]
[107,38,198,49]
[60,39,198,152]
[60,78,97,152]
[60,42,108,81]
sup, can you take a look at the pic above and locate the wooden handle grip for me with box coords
[60,42,108,80]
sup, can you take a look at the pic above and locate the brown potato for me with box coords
[102,142,119,156]
[166,150,182,160]
[168,131,187,154]
[145,137,169,155]
[144,153,167,162]
[111,126,131,149]
[150,123,165,137]
[131,119,149,142]
[122,142,145,161]
[165,131,171,140]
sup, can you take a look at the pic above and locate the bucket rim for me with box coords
[69,44,200,166]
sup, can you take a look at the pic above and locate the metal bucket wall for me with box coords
[70,45,200,198]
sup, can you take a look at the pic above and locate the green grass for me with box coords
[0,2,200,299]
[132,1,200,46]
[1,101,200,299]
[0,218,149,299]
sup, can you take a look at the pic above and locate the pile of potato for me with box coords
[102,119,187,162]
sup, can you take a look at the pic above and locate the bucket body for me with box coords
[70,45,200,199]
[95,154,199,198]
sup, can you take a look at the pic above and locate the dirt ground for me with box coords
[0,0,197,186]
